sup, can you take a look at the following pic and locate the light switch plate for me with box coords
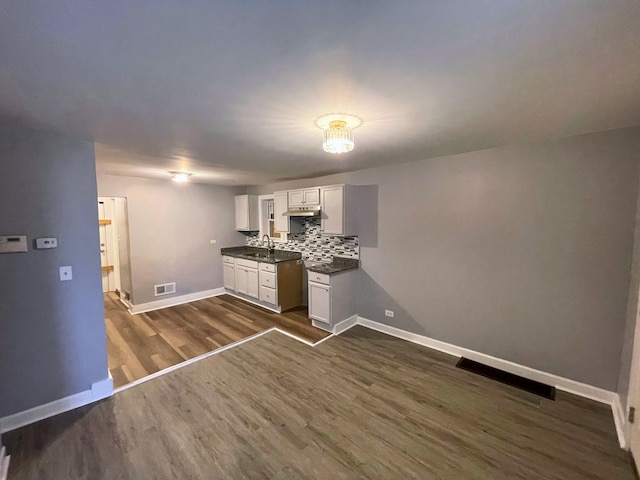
[59,266,72,281]
[36,237,58,249]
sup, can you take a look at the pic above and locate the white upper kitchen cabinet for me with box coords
[320,185,358,236]
[288,188,320,207]
[273,191,290,233]
[235,194,259,231]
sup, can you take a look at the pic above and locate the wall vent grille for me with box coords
[154,282,176,296]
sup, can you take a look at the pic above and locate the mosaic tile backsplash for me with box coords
[245,217,359,262]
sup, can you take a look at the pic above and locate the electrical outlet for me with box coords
[385,309,395,318]
[59,266,73,281]
[210,239,217,244]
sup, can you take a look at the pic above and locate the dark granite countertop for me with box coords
[306,257,359,275]
[220,246,302,264]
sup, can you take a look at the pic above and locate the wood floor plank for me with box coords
[109,366,129,387]
[150,353,174,371]
[128,313,158,337]
[105,315,152,381]
[5,327,634,479]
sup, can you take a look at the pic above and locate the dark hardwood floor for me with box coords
[5,327,634,479]
[105,292,330,388]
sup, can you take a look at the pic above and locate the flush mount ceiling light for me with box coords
[316,114,362,154]
[169,171,192,183]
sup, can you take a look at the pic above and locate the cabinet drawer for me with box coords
[260,270,276,288]
[223,255,235,265]
[260,262,276,273]
[308,272,330,285]
[236,258,258,269]
[260,285,277,305]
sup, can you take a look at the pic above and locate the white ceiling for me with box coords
[1,1,639,185]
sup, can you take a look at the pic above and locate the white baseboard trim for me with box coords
[224,290,281,313]
[333,315,358,335]
[0,376,114,434]
[119,297,132,310]
[357,317,628,448]
[129,288,225,314]
[612,396,629,450]
[357,317,617,406]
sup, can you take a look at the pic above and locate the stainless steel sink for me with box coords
[243,252,271,258]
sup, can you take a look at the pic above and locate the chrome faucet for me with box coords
[262,234,275,255]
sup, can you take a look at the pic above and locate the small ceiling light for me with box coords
[316,114,362,154]
[169,171,192,183]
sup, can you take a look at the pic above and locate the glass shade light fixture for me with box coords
[316,114,362,154]
[169,171,192,183]
[324,120,353,153]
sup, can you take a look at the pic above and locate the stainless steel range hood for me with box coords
[283,206,321,217]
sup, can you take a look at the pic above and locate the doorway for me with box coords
[98,197,133,304]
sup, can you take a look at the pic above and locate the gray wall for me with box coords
[249,127,640,390]
[97,175,244,305]
[0,125,109,417]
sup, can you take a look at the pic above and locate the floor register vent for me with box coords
[154,282,176,296]
[456,358,556,400]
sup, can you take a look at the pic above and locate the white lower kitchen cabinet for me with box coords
[222,255,302,312]
[308,269,357,332]
[309,282,331,324]
[234,264,247,294]
[223,256,235,290]
[234,258,259,299]
[246,267,259,298]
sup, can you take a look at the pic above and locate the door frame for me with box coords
[98,197,122,293]
[626,304,640,455]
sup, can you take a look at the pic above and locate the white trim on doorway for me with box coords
[613,395,629,450]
